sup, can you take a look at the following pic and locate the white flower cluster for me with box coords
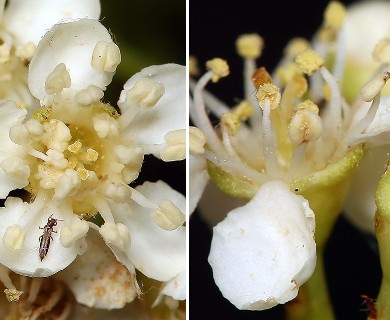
[0,0,186,316]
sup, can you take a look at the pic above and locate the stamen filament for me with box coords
[130,187,157,209]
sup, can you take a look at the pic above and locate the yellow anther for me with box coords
[284,38,311,58]
[68,140,82,154]
[294,100,319,114]
[290,74,308,98]
[324,1,346,30]
[317,28,336,43]
[232,100,255,121]
[189,126,206,155]
[15,42,36,61]
[153,200,185,231]
[189,56,200,76]
[361,71,390,102]
[256,83,281,110]
[4,289,23,302]
[77,168,89,181]
[289,109,323,144]
[86,148,99,162]
[373,38,390,63]
[252,67,272,89]
[276,63,301,86]
[221,113,240,136]
[236,34,264,59]
[206,58,230,82]
[295,49,324,75]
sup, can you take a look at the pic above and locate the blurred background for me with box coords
[100,0,186,195]
[190,0,382,319]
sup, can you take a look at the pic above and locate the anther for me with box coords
[115,145,143,165]
[99,222,131,250]
[9,124,31,146]
[42,119,72,152]
[284,38,311,58]
[93,113,119,138]
[221,113,240,136]
[45,63,71,95]
[104,182,131,203]
[295,50,324,75]
[294,100,319,113]
[76,85,104,105]
[361,71,390,102]
[252,67,272,89]
[125,78,165,109]
[289,109,323,144]
[153,200,185,231]
[160,130,186,161]
[236,34,264,59]
[256,83,281,110]
[206,58,230,82]
[91,40,121,73]
[0,157,30,181]
[3,225,26,250]
[324,1,346,30]
[189,126,206,155]
[60,218,89,248]
[68,140,82,154]
[232,101,255,121]
[53,169,81,200]
[15,42,36,61]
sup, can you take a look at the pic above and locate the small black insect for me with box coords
[39,215,61,261]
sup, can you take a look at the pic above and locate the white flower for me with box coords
[0,0,100,106]
[0,17,186,295]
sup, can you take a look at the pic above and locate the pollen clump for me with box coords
[295,50,324,75]
[256,83,281,110]
[236,34,264,59]
[206,58,230,82]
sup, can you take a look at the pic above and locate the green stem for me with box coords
[374,167,390,319]
[285,248,335,320]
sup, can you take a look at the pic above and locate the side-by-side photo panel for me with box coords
[189,0,383,319]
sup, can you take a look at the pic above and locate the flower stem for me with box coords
[285,248,335,320]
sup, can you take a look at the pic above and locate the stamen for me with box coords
[236,34,264,59]
[53,169,81,200]
[295,49,324,75]
[160,130,186,161]
[284,38,311,58]
[27,278,43,303]
[115,145,143,165]
[15,42,36,61]
[0,265,23,302]
[68,140,82,154]
[91,40,121,73]
[220,113,241,158]
[45,63,71,95]
[42,119,72,152]
[361,71,390,102]
[76,85,104,105]
[99,222,131,250]
[3,225,26,250]
[323,1,346,30]
[256,83,281,110]
[129,187,157,209]
[104,182,132,203]
[205,58,230,83]
[60,218,89,248]
[0,157,30,181]
[192,71,226,155]
[288,109,323,145]
[9,124,31,146]
[232,100,255,121]
[189,126,206,155]
[93,113,119,138]
[92,198,115,223]
[152,200,185,231]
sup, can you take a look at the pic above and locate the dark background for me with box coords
[189,0,382,319]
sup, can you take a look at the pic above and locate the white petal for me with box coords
[3,0,100,46]
[56,230,139,309]
[119,64,186,145]
[209,180,316,310]
[29,19,117,103]
[0,100,28,198]
[0,198,81,277]
[161,270,186,300]
[344,145,388,234]
[111,181,186,282]
[189,155,209,214]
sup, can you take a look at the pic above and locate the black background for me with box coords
[189,0,382,319]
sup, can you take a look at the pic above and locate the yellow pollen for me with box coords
[233,100,255,121]
[206,58,230,82]
[256,83,281,110]
[86,148,99,162]
[284,38,311,58]
[294,100,319,114]
[276,63,301,87]
[77,168,89,181]
[324,1,346,30]
[221,113,240,136]
[236,34,264,59]
[295,49,324,75]
[68,140,82,154]
[252,67,272,89]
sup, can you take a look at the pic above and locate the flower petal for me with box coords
[161,270,186,301]
[119,64,186,145]
[28,19,118,103]
[111,181,186,282]
[189,155,209,214]
[208,180,316,310]
[0,100,28,198]
[56,229,140,309]
[0,197,82,277]
[3,0,100,46]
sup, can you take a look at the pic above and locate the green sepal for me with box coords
[207,161,258,201]
[291,145,363,246]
